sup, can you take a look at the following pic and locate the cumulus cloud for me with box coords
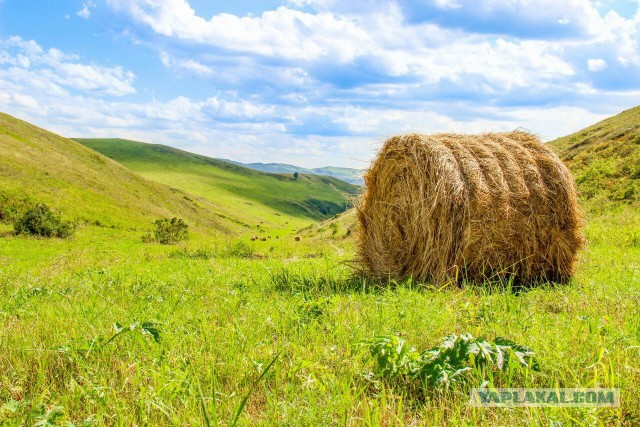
[105,0,584,96]
[98,0,640,164]
[0,52,628,168]
[104,0,639,90]
[107,0,373,62]
[8,93,41,110]
[0,37,136,96]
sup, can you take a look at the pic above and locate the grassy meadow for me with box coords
[1,205,639,426]
[1,110,640,426]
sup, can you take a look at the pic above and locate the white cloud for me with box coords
[286,0,313,7]
[107,0,374,62]
[109,0,582,96]
[0,37,136,96]
[77,1,96,19]
[588,58,608,71]
[303,0,605,38]
[600,11,640,66]
[433,0,462,9]
[11,94,40,109]
[2,52,632,168]
[159,52,214,76]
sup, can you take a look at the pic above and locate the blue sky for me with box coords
[1,0,639,168]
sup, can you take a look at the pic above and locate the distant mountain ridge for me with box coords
[222,160,364,186]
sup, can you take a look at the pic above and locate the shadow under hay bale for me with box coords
[357,131,584,286]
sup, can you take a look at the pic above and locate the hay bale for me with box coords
[295,236,302,241]
[357,131,584,285]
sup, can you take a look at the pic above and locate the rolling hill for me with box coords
[549,105,640,205]
[74,138,359,232]
[0,113,236,233]
[0,113,358,237]
[223,161,364,186]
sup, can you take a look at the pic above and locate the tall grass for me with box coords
[0,207,639,425]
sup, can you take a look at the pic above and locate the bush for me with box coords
[329,222,339,236]
[144,217,189,244]
[13,203,75,238]
[224,240,253,258]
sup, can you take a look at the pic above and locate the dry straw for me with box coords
[357,131,584,285]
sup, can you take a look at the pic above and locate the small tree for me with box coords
[144,217,189,244]
[13,203,75,238]
[293,171,299,180]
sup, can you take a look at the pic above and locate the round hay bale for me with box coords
[357,131,584,285]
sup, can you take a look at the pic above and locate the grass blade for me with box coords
[230,353,279,427]
[195,370,211,427]
[210,364,218,427]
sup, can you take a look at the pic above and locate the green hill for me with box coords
[548,105,640,206]
[74,138,359,232]
[0,113,232,233]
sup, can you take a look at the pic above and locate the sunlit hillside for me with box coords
[76,138,359,234]
[549,105,640,207]
[0,113,231,233]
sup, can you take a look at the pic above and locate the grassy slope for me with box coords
[0,113,233,233]
[76,138,359,233]
[549,105,640,207]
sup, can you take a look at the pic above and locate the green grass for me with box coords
[0,207,639,426]
[74,138,359,234]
